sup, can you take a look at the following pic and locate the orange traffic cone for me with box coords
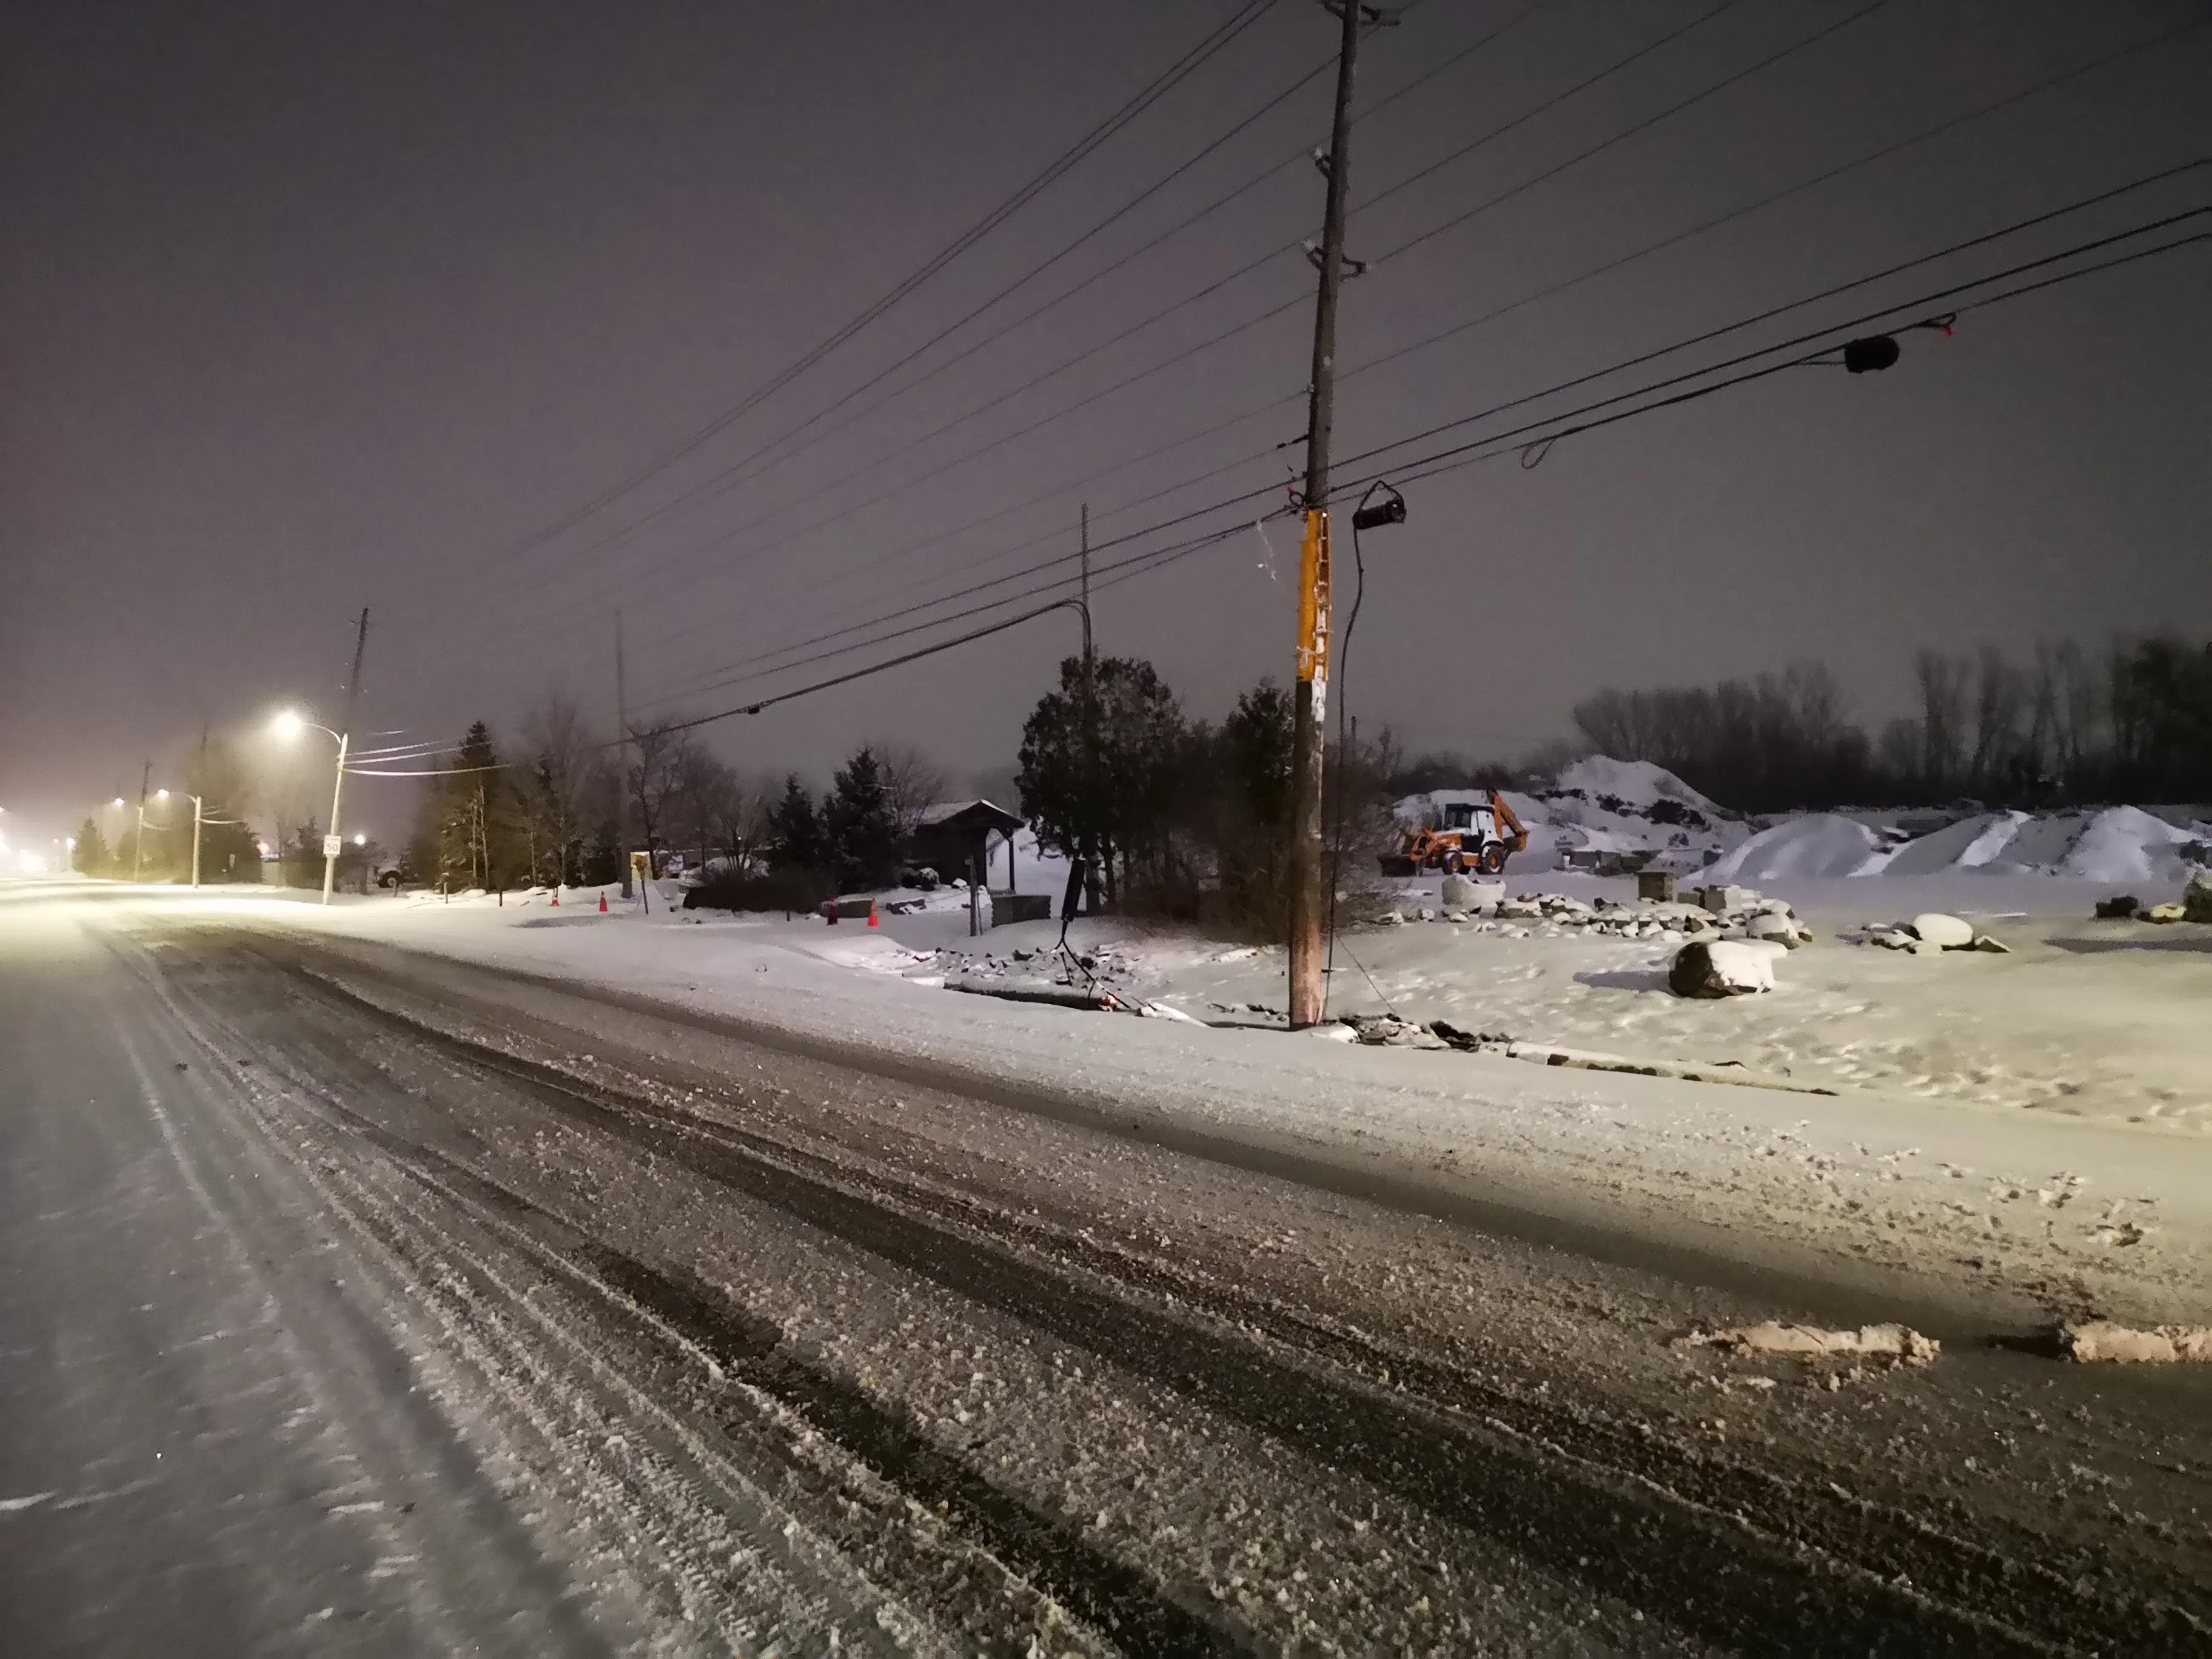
[867,900,879,928]
[550,890,559,907]
[598,891,608,913]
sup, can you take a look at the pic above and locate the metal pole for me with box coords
[323,607,369,906]
[1288,0,1362,1028]
[191,796,203,889]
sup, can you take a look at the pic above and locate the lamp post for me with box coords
[273,709,349,905]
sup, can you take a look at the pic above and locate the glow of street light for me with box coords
[353,833,366,846]
[113,797,126,807]
[272,709,305,739]
[155,788,170,800]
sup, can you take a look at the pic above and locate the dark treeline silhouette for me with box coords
[1572,638,2212,814]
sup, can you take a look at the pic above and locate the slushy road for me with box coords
[4,886,2207,1654]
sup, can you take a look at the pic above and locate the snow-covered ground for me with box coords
[78,855,2212,1336]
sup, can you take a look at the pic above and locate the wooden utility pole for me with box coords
[1080,501,1099,916]
[133,758,151,880]
[1287,0,1364,1028]
[321,608,369,905]
[615,610,633,900]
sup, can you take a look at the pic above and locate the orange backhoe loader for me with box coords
[1378,791,1529,877]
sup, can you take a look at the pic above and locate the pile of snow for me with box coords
[1547,755,1730,818]
[1399,757,1748,874]
[1392,756,2209,890]
[1708,815,1885,882]
[2053,806,2202,885]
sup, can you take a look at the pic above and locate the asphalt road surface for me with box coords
[4,888,2208,1655]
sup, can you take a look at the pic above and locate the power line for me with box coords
[1367,229,2211,492]
[623,174,2206,707]
[1373,0,1890,266]
[443,0,1851,659]
[1334,13,2210,393]
[427,0,1537,614]
[471,0,1282,580]
[1330,199,2211,489]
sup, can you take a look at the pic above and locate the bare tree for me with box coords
[626,718,703,872]
[520,689,604,885]
[874,740,950,840]
[1966,644,2024,793]
[1914,651,1968,796]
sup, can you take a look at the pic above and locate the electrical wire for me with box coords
[602,21,2208,685]
[1373,0,1891,266]
[424,0,1822,650]
[419,0,1533,620]
[625,174,2206,706]
[471,0,1283,581]
[1332,209,2211,495]
[663,215,2212,734]
[1338,15,2210,393]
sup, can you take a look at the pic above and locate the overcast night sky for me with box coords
[3,0,2208,847]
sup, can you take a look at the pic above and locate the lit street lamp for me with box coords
[272,708,349,905]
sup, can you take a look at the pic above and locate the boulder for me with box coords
[1667,939,1776,999]
[2142,901,2186,923]
[1908,912,1974,949]
[2094,894,2142,920]
[1743,910,1794,942]
[2185,872,2212,923]
[1440,874,1504,911]
[1697,884,1758,914]
[1968,934,2012,954]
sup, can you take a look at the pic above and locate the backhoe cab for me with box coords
[1378,790,1529,877]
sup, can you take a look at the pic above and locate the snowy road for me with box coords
[5,890,2208,1655]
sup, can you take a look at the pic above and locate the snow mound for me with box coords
[1881,811,2030,876]
[1548,756,1729,819]
[1707,815,1885,882]
[2055,806,2197,886]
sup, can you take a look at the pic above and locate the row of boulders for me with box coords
[1858,913,2011,955]
[2097,871,2212,923]
[1381,877,1816,948]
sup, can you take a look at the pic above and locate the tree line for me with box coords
[398,692,951,899]
[1571,637,2212,813]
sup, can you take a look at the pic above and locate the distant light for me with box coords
[16,850,46,875]
[113,796,126,806]
[353,833,366,846]
[65,837,76,850]
[256,840,270,856]
[155,788,170,800]
[272,709,305,739]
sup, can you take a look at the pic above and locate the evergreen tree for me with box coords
[73,818,108,875]
[1017,655,1187,909]
[823,746,900,890]
[765,775,824,872]
[421,721,502,890]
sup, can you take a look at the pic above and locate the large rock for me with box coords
[1440,874,1505,911]
[1667,939,1775,998]
[2185,872,2212,923]
[1743,910,1795,944]
[1909,912,1974,949]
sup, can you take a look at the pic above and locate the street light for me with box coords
[272,707,349,905]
